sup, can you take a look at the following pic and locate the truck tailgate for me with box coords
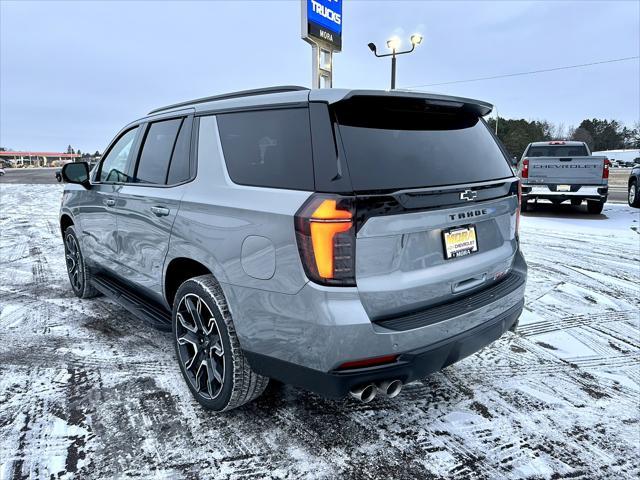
[527,156,605,185]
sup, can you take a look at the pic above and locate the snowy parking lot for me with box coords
[0,184,638,479]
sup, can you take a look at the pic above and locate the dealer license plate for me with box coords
[443,226,478,259]
[557,184,571,192]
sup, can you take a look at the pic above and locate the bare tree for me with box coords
[552,122,567,140]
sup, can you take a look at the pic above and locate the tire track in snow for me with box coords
[1,185,639,479]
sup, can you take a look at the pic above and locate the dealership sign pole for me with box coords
[301,0,342,88]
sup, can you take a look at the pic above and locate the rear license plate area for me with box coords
[557,184,571,192]
[443,226,478,259]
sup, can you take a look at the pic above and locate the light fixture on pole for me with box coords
[368,33,423,89]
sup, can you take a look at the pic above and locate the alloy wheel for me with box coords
[64,233,83,291]
[175,293,225,400]
[630,184,636,204]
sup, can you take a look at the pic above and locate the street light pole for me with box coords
[368,34,422,89]
[391,50,396,89]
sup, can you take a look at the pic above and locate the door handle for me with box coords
[105,198,116,207]
[150,206,170,217]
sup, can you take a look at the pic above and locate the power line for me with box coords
[402,56,639,89]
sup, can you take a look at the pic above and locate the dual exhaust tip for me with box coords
[349,379,403,403]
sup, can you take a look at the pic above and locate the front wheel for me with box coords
[172,275,268,412]
[629,180,640,208]
[586,200,604,214]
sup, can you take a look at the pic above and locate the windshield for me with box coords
[333,97,513,192]
[527,145,588,157]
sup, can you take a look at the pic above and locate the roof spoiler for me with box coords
[313,89,493,117]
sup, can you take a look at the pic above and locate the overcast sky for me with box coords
[1,0,638,153]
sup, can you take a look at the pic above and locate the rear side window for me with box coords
[527,145,588,157]
[217,108,314,190]
[167,118,192,184]
[135,118,182,184]
[333,97,513,192]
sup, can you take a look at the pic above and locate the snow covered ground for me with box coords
[1,184,638,479]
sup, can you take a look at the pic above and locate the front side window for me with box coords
[216,108,314,190]
[135,118,183,184]
[99,127,139,183]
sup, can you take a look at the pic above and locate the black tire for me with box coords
[520,199,528,212]
[63,226,100,299]
[586,200,604,214]
[629,180,640,208]
[571,199,582,206]
[172,275,268,412]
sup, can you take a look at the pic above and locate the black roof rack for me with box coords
[148,85,310,115]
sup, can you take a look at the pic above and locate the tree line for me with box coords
[66,145,101,158]
[486,118,640,159]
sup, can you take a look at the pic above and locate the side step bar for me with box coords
[91,274,172,331]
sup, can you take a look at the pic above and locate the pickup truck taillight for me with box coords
[603,158,610,179]
[521,158,529,179]
[516,181,521,235]
[295,194,356,286]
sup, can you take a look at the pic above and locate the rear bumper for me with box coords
[522,184,607,201]
[225,250,527,398]
[245,300,523,399]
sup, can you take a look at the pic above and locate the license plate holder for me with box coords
[443,226,478,259]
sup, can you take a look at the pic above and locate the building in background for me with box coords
[0,151,81,167]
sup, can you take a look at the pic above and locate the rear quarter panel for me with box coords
[165,115,312,295]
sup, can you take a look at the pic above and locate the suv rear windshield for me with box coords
[526,145,588,157]
[333,97,513,192]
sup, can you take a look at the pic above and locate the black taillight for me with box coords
[294,194,356,286]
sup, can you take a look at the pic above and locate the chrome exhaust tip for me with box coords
[349,383,377,403]
[377,379,403,399]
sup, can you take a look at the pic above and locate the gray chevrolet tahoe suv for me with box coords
[60,86,527,411]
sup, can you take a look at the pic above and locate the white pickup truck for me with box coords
[518,141,609,214]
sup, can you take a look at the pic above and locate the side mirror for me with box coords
[61,162,91,188]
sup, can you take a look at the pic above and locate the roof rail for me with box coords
[148,85,310,115]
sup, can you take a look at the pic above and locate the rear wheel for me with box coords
[586,200,604,214]
[520,199,528,212]
[629,180,640,208]
[172,275,268,411]
[63,226,100,298]
[571,199,582,206]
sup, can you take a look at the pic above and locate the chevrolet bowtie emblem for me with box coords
[460,189,478,201]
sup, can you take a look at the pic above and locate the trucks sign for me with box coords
[301,0,342,51]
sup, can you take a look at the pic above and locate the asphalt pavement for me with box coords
[0,167,60,184]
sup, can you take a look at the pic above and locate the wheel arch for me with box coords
[60,214,74,236]
[164,257,214,308]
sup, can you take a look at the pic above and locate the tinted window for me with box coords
[217,108,314,190]
[135,118,182,184]
[99,127,138,183]
[333,97,513,192]
[167,118,192,184]
[527,145,588,157]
